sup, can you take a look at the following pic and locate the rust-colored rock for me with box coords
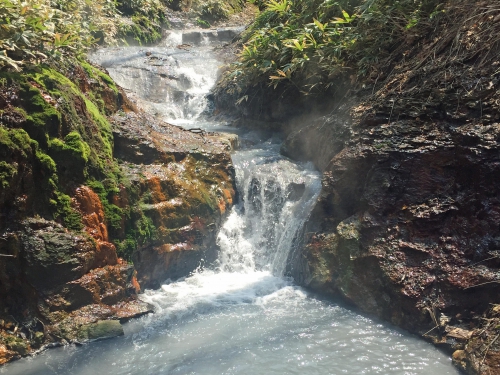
[0,344,15,365]
[0,218,151,364]
[110,111,236,289]
[73,186,118,268]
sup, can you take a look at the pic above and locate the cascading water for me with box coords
[2,30,459,375]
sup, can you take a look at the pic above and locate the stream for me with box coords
[2,29,459,375]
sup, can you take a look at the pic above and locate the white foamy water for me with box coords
[2,134,459,375]
[1,30,459,375]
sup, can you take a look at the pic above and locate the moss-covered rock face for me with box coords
[0,61,127,229]
[0,54,236,361]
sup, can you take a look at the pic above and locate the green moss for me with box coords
[135,214,156,240]
[49,131,90,170]
[3,335,29,355]
[196,18,211,28]
[0,127,36,158]
[84,98,113,159]
[87,179,123,231]
[53,192,84,231]
[48,132,91,178]
[120,15,163,45]
[64,132,91,162]
[35,150,57,175]
[32,66,80,98]
[116,237,138,261]
[80,60,119,94]
[14,82,61,144]
[2,60,123,232]
[0,161,17,189]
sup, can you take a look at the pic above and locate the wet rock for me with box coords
[182,31,202,45]
[110,111,236,289]
[181,28,243,46]
[0,214,149,362]
[280,116,351,171]
[215,28,242,43]
[21,221,97,291]
[285,182,305,202]
[452,350,468,372]
[77,320,124,341]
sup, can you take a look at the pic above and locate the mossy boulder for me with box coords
[4,337,29,356]
[77,320,124,341]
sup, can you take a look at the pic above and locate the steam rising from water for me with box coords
[1,30,458,375]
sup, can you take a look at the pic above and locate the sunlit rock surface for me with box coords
[0,42,236,362]
[110,111,236,289]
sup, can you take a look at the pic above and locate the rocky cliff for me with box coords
[0,59,235,363]
[214,1,500,373]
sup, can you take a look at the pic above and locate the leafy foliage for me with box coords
[192,0,246,22]
[228,0,444,94]
[0,0,167,71]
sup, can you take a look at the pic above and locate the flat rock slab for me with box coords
[78,320,124,341]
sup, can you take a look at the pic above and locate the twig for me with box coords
[464,281,500,290]
[0,254,14,257]
[388,99,395,125]
[481,333,500,368]
[422,325,440,337]
[477,321,492,337]
[372,74,380,95]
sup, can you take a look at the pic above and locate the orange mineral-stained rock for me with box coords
[147,176,167,203]
[73,186,118,268]
[0,344,15,365]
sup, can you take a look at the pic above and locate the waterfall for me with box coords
[217,151,321,276]
[4,29,459,375]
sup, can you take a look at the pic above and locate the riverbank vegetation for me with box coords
[0,0,169,71]
[221,0,450,95]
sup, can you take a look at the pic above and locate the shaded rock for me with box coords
[182,31,202,45]
[285,182,305,202]
[21,220,97,291]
